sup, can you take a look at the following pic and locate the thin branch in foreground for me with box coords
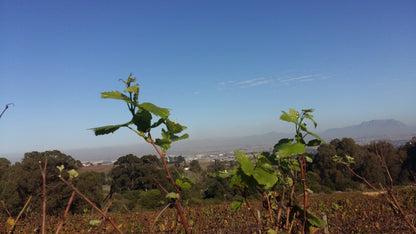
[58,175,123,234]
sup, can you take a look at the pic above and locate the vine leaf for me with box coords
[231,200,243,211]
[235,151,254,176]
[91,122,130,136]
[140,102,170,119]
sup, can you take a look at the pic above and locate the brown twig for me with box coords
[39,158,48,234]
[375,146,416,233]
[55,191,76,234]
[235,184,262,229]
[8,196,32,234]
[345,145,416,233]
[0,103,13,119]
[264,192,274,225]
[58,175,123,233]
[1,200,12,218]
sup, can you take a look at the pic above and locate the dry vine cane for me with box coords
[91,75,191,233]
[333,144,416,233]
[0,103,14,119]
[56,167,124,234]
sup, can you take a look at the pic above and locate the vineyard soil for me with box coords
[2,187,415,233]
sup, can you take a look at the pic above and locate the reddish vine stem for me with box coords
[58,175,123,234]
[148,136,191,234]
[299,155,307,234]
[235,184,262,229]
[55,191,76,234]
[264,192,274,225]
[39,158,48,234]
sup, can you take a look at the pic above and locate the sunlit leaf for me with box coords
[166,192,180,200]
[176,179,192,189]
[235,151,254,176]
[273,138,293,154]
[56,165,64,173]
[7,217,15,226]
[68,169,79,179]
[253,166,278,189]
[279,143,306,157]
[101,91,131,103]
[307,211,326,227]
[140,102,169,119]
[267,229,277,234]
[124,84,139,94]
[166,119,187,134]
[89,219,102,227]
[280,109,299,124]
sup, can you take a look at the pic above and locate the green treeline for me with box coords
[0,137,415,216]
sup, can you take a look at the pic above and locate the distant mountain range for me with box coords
[169,119,416,155]
[320,119,416,139]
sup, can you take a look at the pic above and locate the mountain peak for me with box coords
[321,119,415,140]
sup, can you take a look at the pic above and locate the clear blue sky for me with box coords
[1,1,415,159]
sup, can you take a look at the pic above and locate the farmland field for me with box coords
[3,186,415,233]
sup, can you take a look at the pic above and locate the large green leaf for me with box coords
[307,211,326,228]
[279,142,306,157]
[101,91,131,103]
[90,122,129,135]
[280,108,299,124]
[124,84,139,94]
[235,151,254,176]
[253,166,278,189]
[166,119,187,134]
[273,138,293,154]
[132,109,152,132]
[170,133,189,142]
[176,179,191,189]
[140,102,170,119]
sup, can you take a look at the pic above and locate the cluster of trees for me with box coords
[311,138,416,192]
[0,150,102,216]
[1,137,415,216]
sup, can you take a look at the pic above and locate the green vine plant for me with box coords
[90,75,191,233]
[219,108,326,234]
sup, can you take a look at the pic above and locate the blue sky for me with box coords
[1,1,415,159]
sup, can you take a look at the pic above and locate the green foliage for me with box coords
[0,150,87,216]
[91,75,188,152]
[222,108,324,232]
[110,154,167,192]
[139,189,166,209]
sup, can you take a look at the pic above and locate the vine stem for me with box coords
[299,155,307,234]
[58,175,123,234]
[55,191,76,234]
[235,184,262,230]
[148,136,191,234]
[39,158,48,234]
